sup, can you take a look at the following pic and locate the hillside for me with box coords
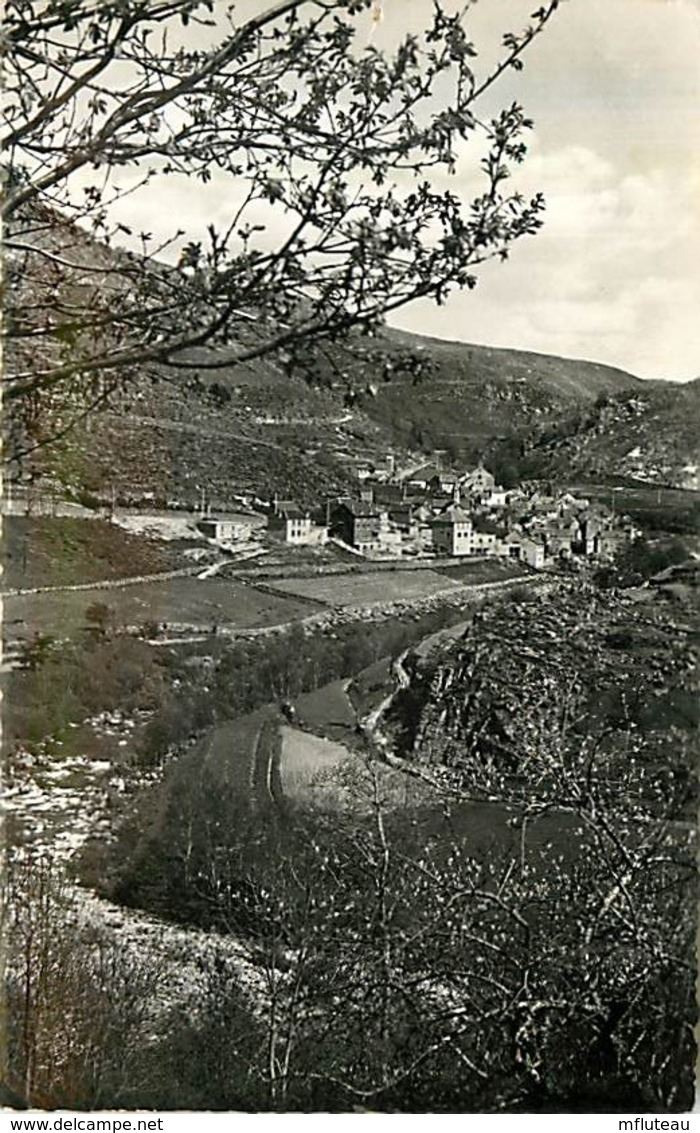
[520,380,700,488]
[6,203,695,504]
[374,327,642,402]
[346,330,644,476]
[2,515,189,591]
[88,580,697,1113]
[53,331,655,506]
[16,326,654,508]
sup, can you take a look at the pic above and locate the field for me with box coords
[278,725,433,812]
[165,708,367,814]
[293,679,357,731]
[264,568,461,608]
[347,658,394,718]
[3,578,317,642]
[278,726,355,805]
[393,796,586,867]
[199,709,282,805]
[436,559,526,583]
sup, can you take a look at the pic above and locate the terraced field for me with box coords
[264,569,460,608]
[435,559,525,583]
[278,725,432,813]
[293,679,357,730]
[185,709,364,813]
[200,709,283,809]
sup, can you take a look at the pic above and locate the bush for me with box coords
[596,537,690,588]
[5,634,167,753]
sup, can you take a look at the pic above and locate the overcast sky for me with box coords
[103,0,700,381]
[377,0,700,381]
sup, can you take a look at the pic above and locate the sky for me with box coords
[377,0,700,381]
[99,0,700,381]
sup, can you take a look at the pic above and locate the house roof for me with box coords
[461,465,495,482]
[473,517,503,535]
[338,498,381,518]
[201,514,249,526]
[279,506,309,520]
[507,529,543,546]
[430,493,453,509]
[431,504,472,525]
[578,511,605,530]
[520,534,546,550]
[371,483,406,504]
[407,463,444,482]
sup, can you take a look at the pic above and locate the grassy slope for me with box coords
[55,407,360,509]
[4,578,318,642]
[2,516,183,590]
[380,328,641,400]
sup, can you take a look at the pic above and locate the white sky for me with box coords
[379,0,700,381]
[101,0,700,381]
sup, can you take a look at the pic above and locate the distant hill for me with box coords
[16,321,696,507]
[6,204,696,505]
[343,330,644,477]
[36,329,652,507]
[379,329,642,401]
[520,380,700,488]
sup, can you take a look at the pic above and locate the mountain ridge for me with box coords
[6,203,697,504]
[380,326,644,400]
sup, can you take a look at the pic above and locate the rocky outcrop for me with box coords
[383,583,697,799]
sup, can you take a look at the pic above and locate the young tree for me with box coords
[2,854,163,1108]
[373,588,699,1109]
[2,0,561,463]
[103,709,696,1111]
[157,758,536,1111]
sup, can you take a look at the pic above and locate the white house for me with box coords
[461,465,496,498]
[470,530,498,555]
[503,531,545,570]
[430,505,473,556]
[269,504,328,546]
[197,517,251,544]
[484,487,508,509]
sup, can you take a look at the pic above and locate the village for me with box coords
[198,456,638,571]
